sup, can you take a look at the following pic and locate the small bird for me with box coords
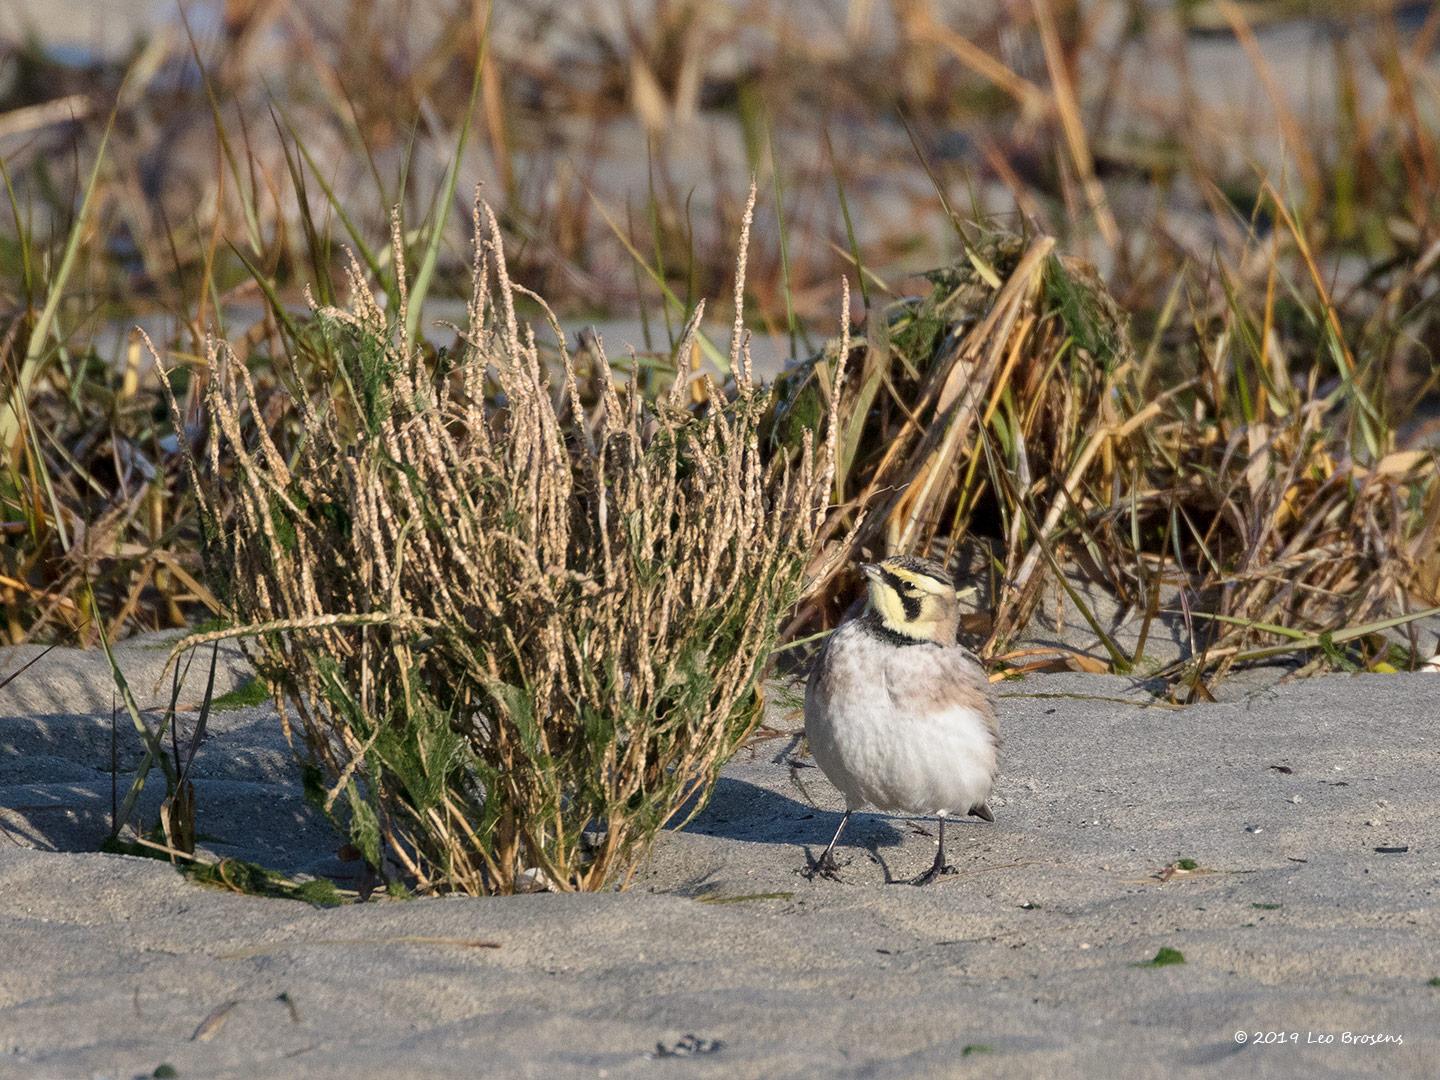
[804,555,998,885]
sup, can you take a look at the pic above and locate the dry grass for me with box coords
[1,1,1437,687]
[163,190,842,895]
[782,233,1111,641]
[777,216,1440,687]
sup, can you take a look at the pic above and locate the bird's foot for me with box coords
[906,860,957,887]
[803,851,844,881]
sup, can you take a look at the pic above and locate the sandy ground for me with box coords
[2,634,1438,1079]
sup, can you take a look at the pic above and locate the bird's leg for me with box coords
[908,812,958,886]
[805,809,852,880]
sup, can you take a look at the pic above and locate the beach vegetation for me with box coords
[0,2,1435,697]
[208,678,271,712]
[186,858,346,906]
[1137,946,1187,968]
[0,1,1438,878]
[163,190,841,895]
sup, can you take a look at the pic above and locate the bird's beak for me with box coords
[859,563,880,581]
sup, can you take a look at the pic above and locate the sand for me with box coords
[2,633,1438,1079]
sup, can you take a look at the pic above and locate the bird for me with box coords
[803,554,998,885]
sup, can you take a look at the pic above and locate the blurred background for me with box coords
[2,0,1439,646]
[3,2,1437,333]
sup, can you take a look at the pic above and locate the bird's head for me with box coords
[860,555,960,645]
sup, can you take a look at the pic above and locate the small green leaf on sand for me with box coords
[961,1044,994,1057]
[1427,977,1440,988]
[296,878,344,907]
[210,678,271,712]
[1252,902,1282,910]
[1136,947,1186,968]
[1176,858,1199,871]
[185,858,347,906]
[153,1067,178,1079]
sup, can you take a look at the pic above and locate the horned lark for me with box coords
[804,555,998,885]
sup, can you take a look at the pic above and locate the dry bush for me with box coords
[0,328,213,645]
[168,193,843,895]
[779,233,1131,649]
[776,227,1439,685]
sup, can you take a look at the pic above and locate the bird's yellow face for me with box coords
[861,556,960,644]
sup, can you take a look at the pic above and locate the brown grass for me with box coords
[1,2,1437,688]
[776,220,1439,688]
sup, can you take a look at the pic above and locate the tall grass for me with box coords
[1,1,1437,683]
[776,214,1439,687]
[162,189,843,894]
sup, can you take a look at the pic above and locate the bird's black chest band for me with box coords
[865,621,928,648]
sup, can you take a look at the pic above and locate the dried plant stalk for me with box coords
[776,231,1437,683]
[780,234,1127,647]
[183,194,842,895]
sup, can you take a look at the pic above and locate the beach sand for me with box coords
[2,634,1438,1078]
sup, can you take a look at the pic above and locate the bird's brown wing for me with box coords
[882,643,998,739]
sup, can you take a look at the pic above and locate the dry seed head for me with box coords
[194,195,839,895]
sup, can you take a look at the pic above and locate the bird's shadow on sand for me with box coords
[683,775,905,852]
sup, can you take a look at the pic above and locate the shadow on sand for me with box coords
[684,775,905,851]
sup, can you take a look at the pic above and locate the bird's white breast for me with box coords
[805,622,997,816]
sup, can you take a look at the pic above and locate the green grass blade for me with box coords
[270,104,334,307]
[0,98,118,449]
[178,7,264,255]
[589,189,728,372]
[766,111,804,357]
[1227,606,1440,663]
[405,13,488,343]
[0,156,34,304]
[177,644,222,787]
[92,594,178,837]
[825,126,870,312]
[280,108,391,307]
